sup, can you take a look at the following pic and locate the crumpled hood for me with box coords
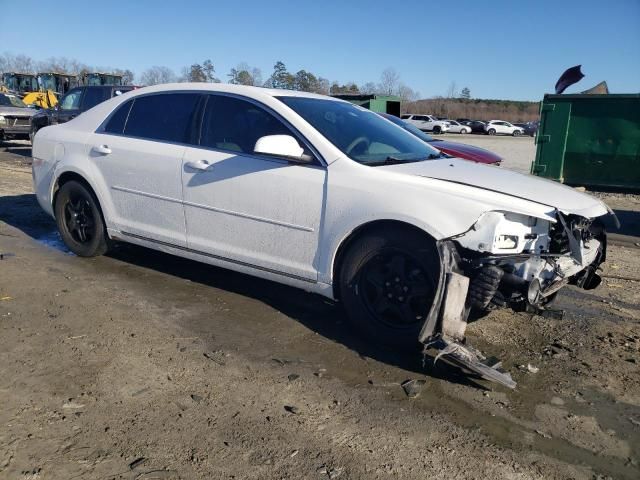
[382,158,610,218]
[0,106,35,117]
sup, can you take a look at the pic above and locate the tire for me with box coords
[433,126,441,134]
[54,180,109,257]
[339,228,439,348]
[459,128,467,134]
[513,130,521,137]
[487,128,496,136]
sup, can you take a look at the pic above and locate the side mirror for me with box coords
[254,135,313,163]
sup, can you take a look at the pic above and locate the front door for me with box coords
[54,87,83,124]
[181,94,326,281]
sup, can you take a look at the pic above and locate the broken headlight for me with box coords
[457,211,552,254]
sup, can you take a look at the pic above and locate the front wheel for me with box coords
[339,228,439,348]
[55,180,109,257]
[513,130,521,137]
[433,126,441,134]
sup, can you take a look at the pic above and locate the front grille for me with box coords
[5,116,30,126]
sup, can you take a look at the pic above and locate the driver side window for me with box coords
[60,89,83,110]
[200,95,298,156]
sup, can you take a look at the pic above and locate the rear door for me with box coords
[88,92,202,246]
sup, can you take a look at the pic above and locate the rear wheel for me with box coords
[54,180,109,257]
[339,228,439,348]
[487,128,496,135]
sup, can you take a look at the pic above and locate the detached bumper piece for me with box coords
[427,336,516,389]
[419,241,517,389]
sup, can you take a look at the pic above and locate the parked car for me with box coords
[443,120,471,134]
[32,84,611,385]
[467,120,487,133]
[514,121,539,137]
[484,120,525,136]
[456,118,472,123]
[0,93,36,142]
[400,114,450,134]
[379,113,501,164]
[30,85,135,142]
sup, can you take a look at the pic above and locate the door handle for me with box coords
[92,145,112,155]
[185,160,213,171]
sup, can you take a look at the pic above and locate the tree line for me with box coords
[0,52,420,102]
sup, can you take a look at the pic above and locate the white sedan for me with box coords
[32,84,612,385]
[443,120,471,134]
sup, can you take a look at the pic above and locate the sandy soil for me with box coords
[1,140,639,479]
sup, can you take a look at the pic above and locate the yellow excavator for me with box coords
[26,72,79,107]
[1,72,60,108]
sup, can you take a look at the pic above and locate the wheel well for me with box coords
[332,220,436,300]
[52,172,106,227]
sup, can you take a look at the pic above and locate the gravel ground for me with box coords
[1,140,639,479]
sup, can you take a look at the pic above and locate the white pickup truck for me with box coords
[400,114,450,134]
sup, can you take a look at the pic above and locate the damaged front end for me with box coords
[419,210,609,389]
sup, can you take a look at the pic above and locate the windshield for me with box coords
[278,97,442,165]
[0,94,27,108]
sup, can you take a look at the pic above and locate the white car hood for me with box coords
[382,158,609,218]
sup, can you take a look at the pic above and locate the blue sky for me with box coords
[1,0,638,100]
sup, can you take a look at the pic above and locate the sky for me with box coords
[1,0,638,100]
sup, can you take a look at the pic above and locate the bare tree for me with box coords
[446,81,458,99]
[397,83,419,102]
[140,66,177,86]
[460,87,471,99]
[0,53,36,73]
[379,67,400,95]
[359,81,378,95]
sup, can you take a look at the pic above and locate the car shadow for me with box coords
[0,192,485,389]
[0,141,32,159]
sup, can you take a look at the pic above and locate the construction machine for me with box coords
[80,72,123,86]
[1,72,39,95]
[1,72,60,109]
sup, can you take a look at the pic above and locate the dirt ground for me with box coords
[0,140,639,480]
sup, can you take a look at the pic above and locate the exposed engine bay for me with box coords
[420,210,610,389]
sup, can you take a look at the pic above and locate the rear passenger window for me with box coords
[104,100,133,134]
[124,93,201,143]
[81,88,109,111]
[200,95,293,154]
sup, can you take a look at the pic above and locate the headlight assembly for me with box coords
[457,211,552,254]
[0,115,6,125]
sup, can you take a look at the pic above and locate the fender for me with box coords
[318,212,446,286]
[51,164,117,231]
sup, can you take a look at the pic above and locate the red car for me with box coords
[379,113,502,165]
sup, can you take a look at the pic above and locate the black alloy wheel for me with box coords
[339,228,439,348]
[55,180,109,257]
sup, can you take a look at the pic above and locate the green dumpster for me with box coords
[531,94,640,189]
[331,94,401,116]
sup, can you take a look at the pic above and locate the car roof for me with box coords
[130,82,338,101]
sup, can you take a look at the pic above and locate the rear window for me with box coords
[81,88,110,111]
[124,93,201,143]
